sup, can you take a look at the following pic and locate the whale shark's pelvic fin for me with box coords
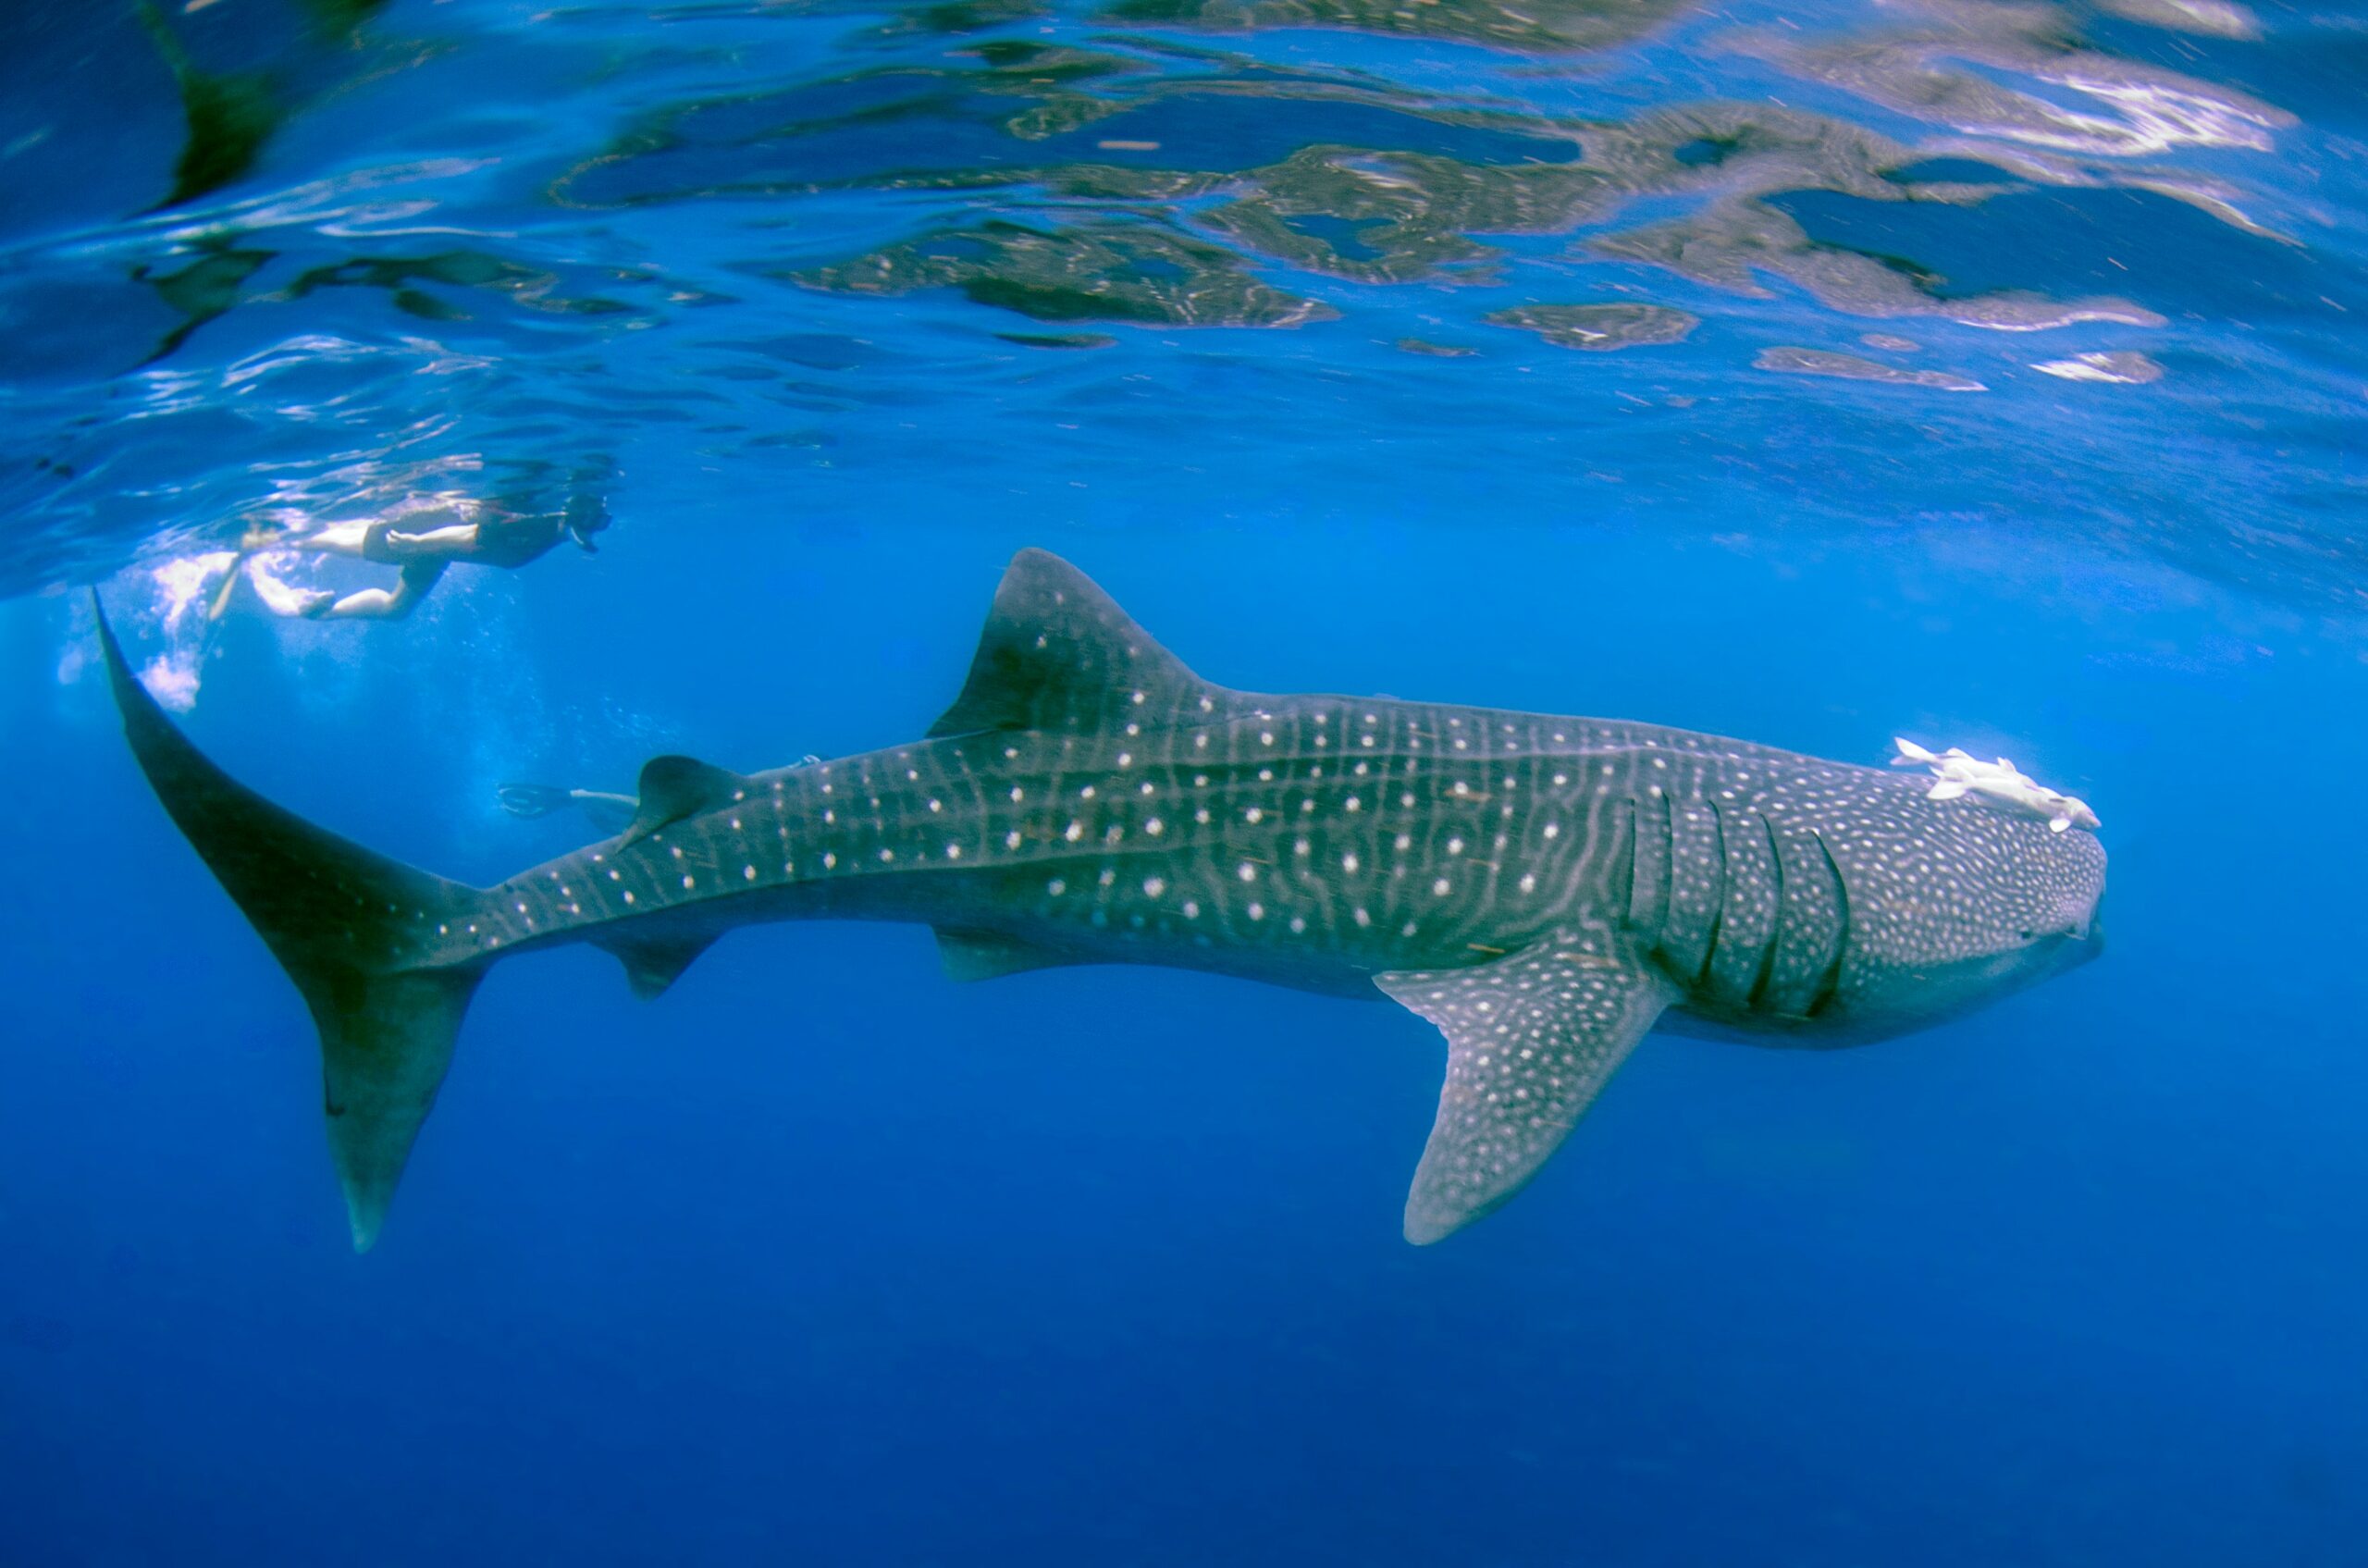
[1378,936,1674,1244]
[94,601,487,1253]
[932,926,1082,983]
[621,754,752,848]
[930,547,1246,739]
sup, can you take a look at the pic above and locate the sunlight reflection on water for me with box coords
[0,0,2359,624]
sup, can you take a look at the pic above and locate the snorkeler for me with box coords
[217,483,610,623]
[498,759,821,836]
[495,783,639,836]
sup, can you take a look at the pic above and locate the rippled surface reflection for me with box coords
[1,0,2362,607]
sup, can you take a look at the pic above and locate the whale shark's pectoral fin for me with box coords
[932,926,1082,982]
[929,547,1246,738]
[1378,937,1674,1245]
[621,755,752,847]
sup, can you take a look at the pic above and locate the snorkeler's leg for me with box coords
[242,558,339,620]
[286,521,376,558]
[496,784,574,818]
[315,559,449,621]
[569,791,637,835]
[313,588,402,619]
[208,527,302,624]
[387,558,450,614]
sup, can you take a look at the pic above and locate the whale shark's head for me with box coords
[1816,804,2106,1043]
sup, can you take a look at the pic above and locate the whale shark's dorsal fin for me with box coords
[621,754,752,847]
[930,548,1241,738]
[1378,934,1674,1244]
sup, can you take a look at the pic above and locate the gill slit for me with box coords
[1807,829,1848,1018]
[1745,810,1782,1012]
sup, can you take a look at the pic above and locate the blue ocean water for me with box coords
[5,0,2367,1562]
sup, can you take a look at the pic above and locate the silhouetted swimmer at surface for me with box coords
[222,486,610,623]
[495,783,637,836]
[498,758,821,836]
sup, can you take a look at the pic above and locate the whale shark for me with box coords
[98,549,2104,1251]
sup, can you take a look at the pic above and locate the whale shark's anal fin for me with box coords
[1378,935,1673,1245]
[621,754,752,848]
[930,547,1246,738]
[95,601,488,1253]
[596,932,718,1000]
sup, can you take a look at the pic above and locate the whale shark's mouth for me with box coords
[2019,900,2105,982]
[2054,882,2105,951]
[2072,892,2104,950]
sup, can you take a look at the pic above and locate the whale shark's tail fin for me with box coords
[95,604,487,1252]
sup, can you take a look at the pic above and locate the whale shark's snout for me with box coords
[1786,801,2106,1043]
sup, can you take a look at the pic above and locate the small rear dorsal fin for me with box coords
[929,549,1240,738]
[621,755,751,847]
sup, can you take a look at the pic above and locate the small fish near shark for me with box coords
[1890,738,2101,833]
[96,549,2105,1251]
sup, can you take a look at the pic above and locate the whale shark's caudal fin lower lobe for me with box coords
[95,604,488,1252]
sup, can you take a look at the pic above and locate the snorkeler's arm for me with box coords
[382,524,480,553]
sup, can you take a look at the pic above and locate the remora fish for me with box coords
[98,549,2104,1251]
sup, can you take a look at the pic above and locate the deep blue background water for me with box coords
[5,0,2367,1563]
